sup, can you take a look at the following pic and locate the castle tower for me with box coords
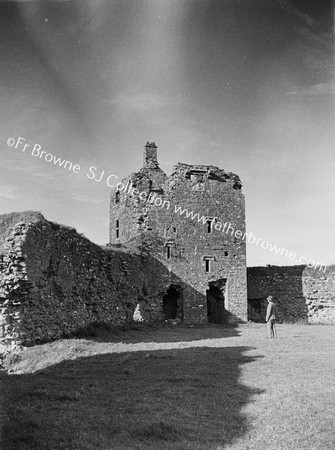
[109,142,167,246]
[109,142,247,324]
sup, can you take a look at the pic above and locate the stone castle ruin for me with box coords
[109,142,247,324]
[0,142,334,357]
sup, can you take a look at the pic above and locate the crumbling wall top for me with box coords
[0,211,46,255]
[169,162,242,188]
[144,141,157,148]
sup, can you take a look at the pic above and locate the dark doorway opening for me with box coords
[248,298,266,323]
[163,285,181,320]
[207,279,227,324]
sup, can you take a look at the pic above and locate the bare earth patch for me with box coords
[1,323,334,449]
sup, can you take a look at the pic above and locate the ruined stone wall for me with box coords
[0,214,172,353]
[303,266,335,323]
[0,211,45,253]
[110,156,247,324]
[0,212,46,352]
[247,265,335,323]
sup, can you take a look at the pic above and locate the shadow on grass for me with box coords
[1,345,263,450]
[72,321,241,344]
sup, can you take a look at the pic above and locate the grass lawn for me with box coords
[0,323,334,449]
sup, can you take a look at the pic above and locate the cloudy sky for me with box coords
[0,0,334,266]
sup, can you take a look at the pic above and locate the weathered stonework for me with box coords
[0,212,176,355]
[302,266,335,324]
[247,265,335,323]
[1,140,335,356]
[110,142,248,324]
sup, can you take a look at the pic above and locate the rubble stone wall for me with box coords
[0,214,172,353]
[247,265,335,323]
[303,266,335,323]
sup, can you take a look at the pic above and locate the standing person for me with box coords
[266,296,277,338]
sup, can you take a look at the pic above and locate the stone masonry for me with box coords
[2,144,334,355]
[109,142,248,324]
[0,212,173,355]
[247,265,335,323]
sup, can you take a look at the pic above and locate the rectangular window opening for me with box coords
[116,219,120,239]
[203,255,214,273]
[206,219,213,233]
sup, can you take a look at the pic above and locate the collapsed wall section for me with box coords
[247,265,335,323]
[0,211,45,252]
[0,212,47,353]
[0,215,171,354]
